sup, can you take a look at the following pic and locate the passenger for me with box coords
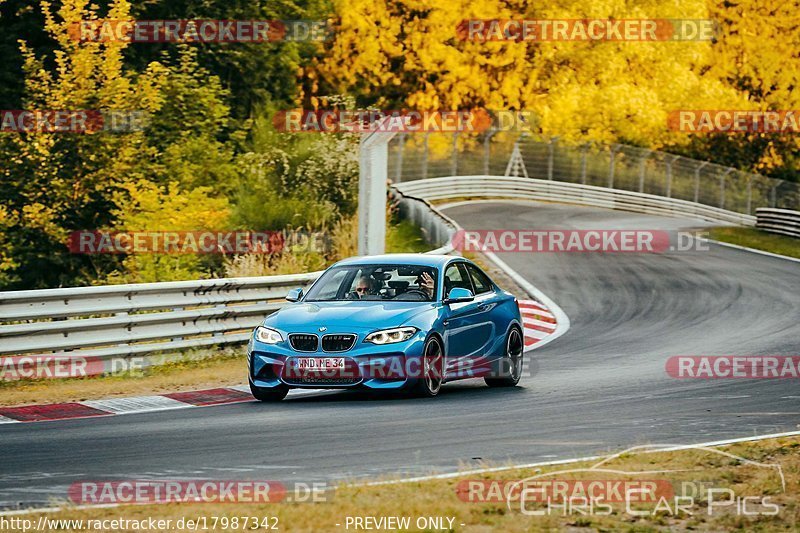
[417,271,435,300]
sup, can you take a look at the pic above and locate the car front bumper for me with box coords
[248,331,427,390]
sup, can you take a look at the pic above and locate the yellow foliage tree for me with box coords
[103,180,231,284]
[316,0,747,148]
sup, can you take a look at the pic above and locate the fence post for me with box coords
[547,137,557,180]
[580,143,589,184]
[694,161,708,203]
[771,183,778,207]
[720,168,734,209]
[483,130,496,176]
[665,155,679,198]
[394,133,406,183]
[746,174,752,215]
[608,144,619,188]
[451,132,459,176]
[422,133,429,180]
[638,151,648,193]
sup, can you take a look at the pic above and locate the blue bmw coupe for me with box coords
[247,254,524,400]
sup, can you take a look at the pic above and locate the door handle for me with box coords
[477,303,490,311]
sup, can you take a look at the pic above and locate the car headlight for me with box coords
[255,326,282,344]
[365,327,418,345]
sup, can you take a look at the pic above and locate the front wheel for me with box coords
[250,381,289,402]
[412,336,445,397]
[485,327,523,387]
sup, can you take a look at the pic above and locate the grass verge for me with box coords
[12,436,799,532]
[386,218,431,253]
[707,227,800,259]
[0,348,246,407]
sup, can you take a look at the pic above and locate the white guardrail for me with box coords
[0,192,455,362]
[0,273,320,360]
[756,208,800,238]
[394,176,757,226]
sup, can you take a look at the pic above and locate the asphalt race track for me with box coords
[1,201,798,510]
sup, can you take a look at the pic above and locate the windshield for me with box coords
[304,264,438,302]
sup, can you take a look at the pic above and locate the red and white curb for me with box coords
[518,299,557,350]
[0,387,330,424]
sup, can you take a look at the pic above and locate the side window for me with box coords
[467,264,493,294]
[443,263,472,297]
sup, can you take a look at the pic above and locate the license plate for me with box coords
[295,357,345,370]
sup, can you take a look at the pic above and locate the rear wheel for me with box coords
[249,381,289,402]
[485,327,523,387]
[413,336,444,397]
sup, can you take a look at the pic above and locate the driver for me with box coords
[352,276,376,299]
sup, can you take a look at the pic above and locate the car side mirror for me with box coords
[286,288,304,302]
[444,287,474,305]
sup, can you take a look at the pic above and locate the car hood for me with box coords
[264,301,436,333]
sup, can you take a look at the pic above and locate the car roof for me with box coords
[333,254,465,269]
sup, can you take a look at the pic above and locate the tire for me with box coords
[485,326,524,387]
[412,336,445,397]
[249,380,289,402]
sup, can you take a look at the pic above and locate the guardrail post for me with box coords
[451,132,459,176]
[170,308,183,342]
[422,133,429,180]
[580,143,589,184]
[694,161,708,203]
[483,130,496,176]
[608,144,619,188]
[394,133,406,183]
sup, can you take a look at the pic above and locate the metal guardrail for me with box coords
[394,176,756,226]
[0,208,457,362]
[0,273,321,359]
[390,187,458,251]
[756,208,800,238]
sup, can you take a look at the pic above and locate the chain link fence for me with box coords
[388,132,799,216]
